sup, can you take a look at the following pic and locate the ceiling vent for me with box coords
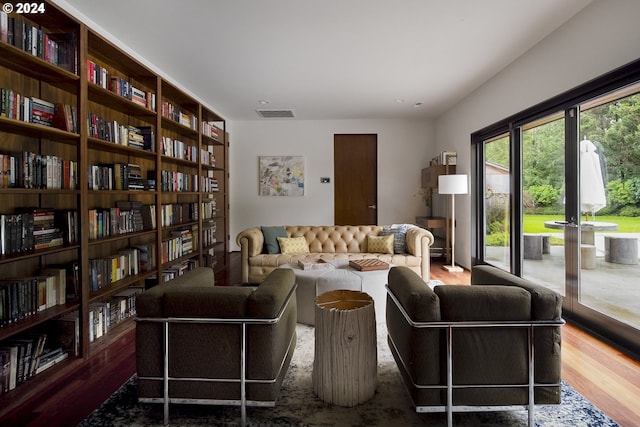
[256,109,295,119]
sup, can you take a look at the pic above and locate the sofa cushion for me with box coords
[388,266,440,322]
[247,269,296,318]
[435,285,532,321]
[136,267,215,317]
[367,234,394,254]
[471,265,562,320]
[381,224,416,254]
[261,226,288,254]
[277,236,310,254]
[163,286,253,318]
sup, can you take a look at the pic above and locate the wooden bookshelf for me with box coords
[0,1,228,420]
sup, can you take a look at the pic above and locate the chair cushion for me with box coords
[435,285,532,321]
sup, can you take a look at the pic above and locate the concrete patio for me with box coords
[486,232,640,329]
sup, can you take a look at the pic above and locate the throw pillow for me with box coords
[367,234,394,254]
[277,236,310,254]
[380,223,417,254]
[261,226,288,254]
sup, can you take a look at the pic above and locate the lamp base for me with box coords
[442,264,464,273]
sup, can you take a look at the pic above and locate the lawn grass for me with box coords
[523,215,640,233]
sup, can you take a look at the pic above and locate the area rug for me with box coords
[79,323,618,427]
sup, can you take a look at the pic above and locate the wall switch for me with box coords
[320,177,330,183]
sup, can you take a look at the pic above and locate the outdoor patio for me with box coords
[486,232,640,330]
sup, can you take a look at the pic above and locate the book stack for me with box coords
[115,200,145,232]
[31,209,63,250]
[127,126,153,151]
[29,97,55,127]
[125,163,145,190]
[161,228,195,264]
[161,258,199,282]
[202,176,219,192]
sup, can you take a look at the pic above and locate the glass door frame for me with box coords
[471,58,640,358]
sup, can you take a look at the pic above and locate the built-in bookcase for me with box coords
[0,1,227,420]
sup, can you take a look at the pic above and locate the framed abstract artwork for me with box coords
[259,156,305,196]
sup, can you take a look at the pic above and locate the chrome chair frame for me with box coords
[136,284,297,427]
[386,285,565,427]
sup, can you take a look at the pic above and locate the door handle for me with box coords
[368,205,377,209]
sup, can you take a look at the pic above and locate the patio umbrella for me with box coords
[580,138,607,219]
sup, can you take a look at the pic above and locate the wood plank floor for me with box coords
[7,254,640,427]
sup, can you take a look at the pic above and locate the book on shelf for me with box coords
[0,12,77,73]
[34,348,68,375]
[0,151,78,190]
[44,312,79,356]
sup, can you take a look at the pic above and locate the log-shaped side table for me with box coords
[312,289,377,406]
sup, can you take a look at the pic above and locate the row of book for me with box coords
[0,152,78,190]
[0,265,74,327]
[161,203,198,227]
[0,209,78,255]
[161,229,196,265]
[159,258,200,283]
[87,114,154,151]
[201,149,216,167]
[88,287,142,342]
[88,244,155,292]
[88,162,146,191]
[87,202,155,240]
[161,136,197,162]
[202,122,220,141]
[202,199,217,220]
[87,60,156,111]
[0,12,77,73]
[160,170,198,192]
[202,225,217,247]
[160,100,197,130]
[1,88,76,132]
[0,333,47,393]
[202,176,219,193]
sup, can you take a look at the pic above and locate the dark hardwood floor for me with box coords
[7,253,639,427]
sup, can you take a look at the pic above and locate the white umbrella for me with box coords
[580,138,607,219]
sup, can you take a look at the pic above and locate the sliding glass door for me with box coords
[474,78,640,356]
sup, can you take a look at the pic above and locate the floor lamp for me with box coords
[438,174,468,273]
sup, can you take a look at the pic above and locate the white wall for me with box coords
[228,119,434,250]
[434,0,640,270]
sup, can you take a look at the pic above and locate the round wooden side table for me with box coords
[312,289,377,406]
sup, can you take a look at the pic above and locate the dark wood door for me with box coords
[334,134,377,225]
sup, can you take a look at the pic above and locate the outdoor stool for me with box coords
[580,244,596,270]
[542,234,551,254]
[604,236,639,265]
[523,234,543,260]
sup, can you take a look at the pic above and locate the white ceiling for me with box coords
[58,0,592,121]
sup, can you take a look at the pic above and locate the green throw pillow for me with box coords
[261,226,288,254]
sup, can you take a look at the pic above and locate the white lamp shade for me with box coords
[438,174,468,195]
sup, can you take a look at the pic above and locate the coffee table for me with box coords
[279,262,362,325]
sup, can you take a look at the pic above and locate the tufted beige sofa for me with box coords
[236,225,434,284]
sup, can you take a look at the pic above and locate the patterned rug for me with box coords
[79,323,618,427]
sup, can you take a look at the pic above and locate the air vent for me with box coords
[256,109,295,118]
